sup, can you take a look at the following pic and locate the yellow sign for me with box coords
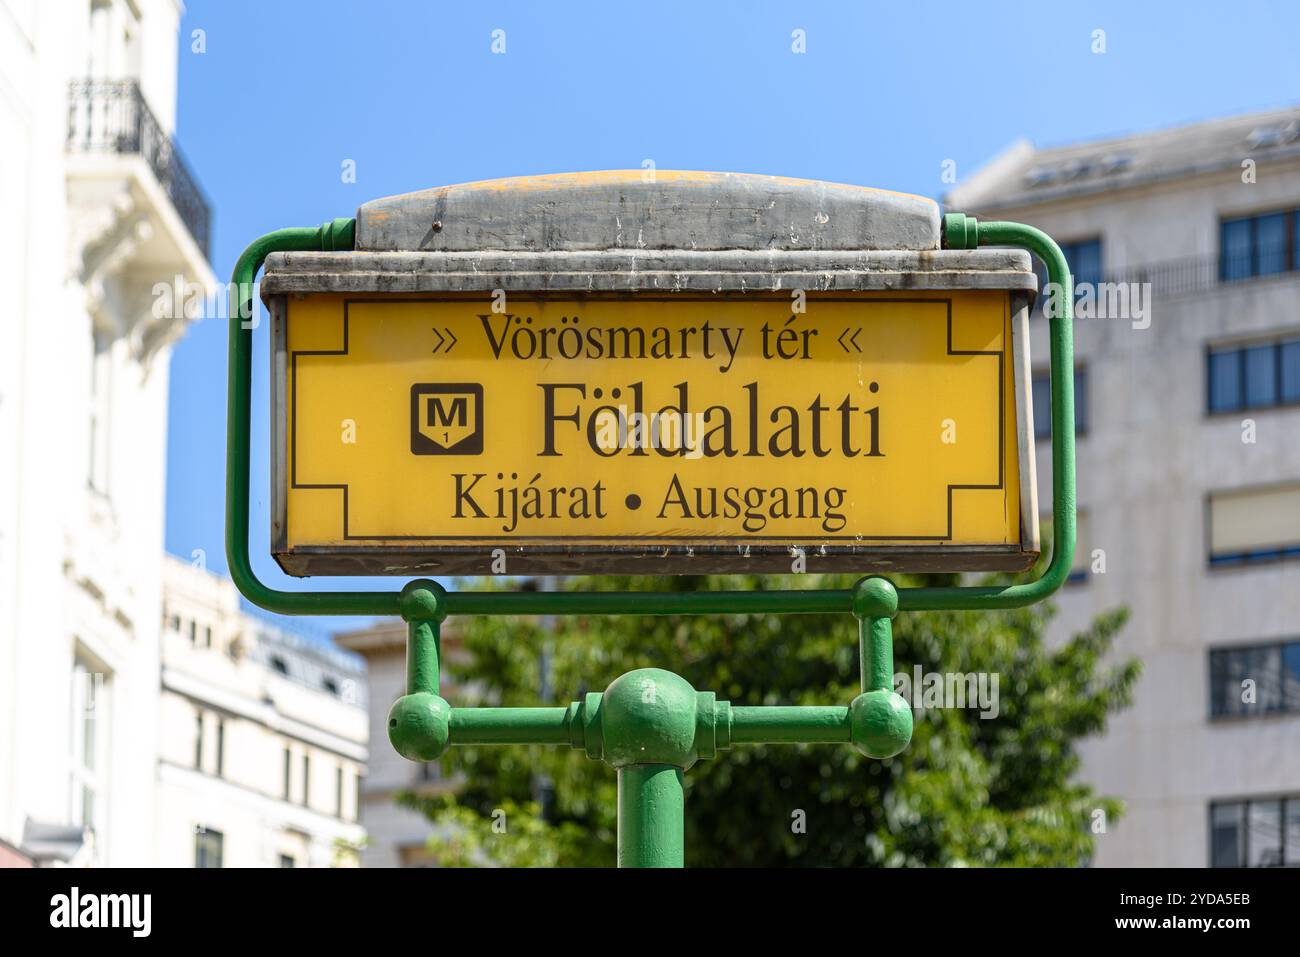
[272,291,1037,576]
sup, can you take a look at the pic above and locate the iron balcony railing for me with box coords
[1112,245,1299,299]
[1030,245,1299,315]
[67,79,211,258]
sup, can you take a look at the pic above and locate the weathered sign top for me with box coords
[261,170,1036,297]
[354,170,941,252]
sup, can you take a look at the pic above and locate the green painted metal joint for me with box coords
[850,581,912,759]
[853,576,898,620]
[388,662,914,764]
[399,578,447,624]
[598,669,701,770]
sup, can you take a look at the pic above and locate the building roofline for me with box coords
[945,104,1300,212]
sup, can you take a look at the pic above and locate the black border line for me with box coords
[288,295,1007,544]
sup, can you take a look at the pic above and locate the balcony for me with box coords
[67,79,211,257]
[65,79,216,367]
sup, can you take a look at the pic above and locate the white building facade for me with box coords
[948,108,1300,867]
[159,556,368,867]
[0,0,213,865]
[337,621,462,867]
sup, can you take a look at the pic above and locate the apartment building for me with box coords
[0,0,214,865]
[159,556,368,867]
[947,107,1300,867]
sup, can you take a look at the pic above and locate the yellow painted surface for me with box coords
[283,292,1023,556]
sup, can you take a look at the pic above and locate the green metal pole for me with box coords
[450,708,573,745]
[728,706,849,744]
[407,618,440,696]
[617,765,685,868]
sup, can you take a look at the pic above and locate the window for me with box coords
[1209,797,1300,867]
[1062,238,1104,291]
[194,712,204,769]
[204,626,213,648]
[1220,208,1299,281]
[1208,484,1300,566]
[70,657,107,838]
[1210,639,1300,718]
[302,754,310,808]
[336,766,345,819]
[1207,335,1300,413]
[1033,237,1103,314]
[279,854,296,868]
[271,656,288,675]
[188,620,197,645]
[215,719,225,778]
[323,677,339,696]
[283,747,292,800]
[1031,366,1089,440]
[195,828,223,868]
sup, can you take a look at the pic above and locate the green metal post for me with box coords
[618,766,685,868]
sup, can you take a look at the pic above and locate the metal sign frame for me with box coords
[227,212,1075,620]
[225,204,1076,867]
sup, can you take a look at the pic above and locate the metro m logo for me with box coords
[411,383,484,454]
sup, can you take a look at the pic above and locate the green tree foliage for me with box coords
[401,574,1138,867]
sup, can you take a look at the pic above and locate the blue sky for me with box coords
[165,0,1300,635]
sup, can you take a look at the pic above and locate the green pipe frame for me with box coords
[224,214,1076,619]
[225,212,1075,867]
[385,576,914,867]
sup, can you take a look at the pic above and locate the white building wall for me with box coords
[0,0,210,866]
[158,556,369,867]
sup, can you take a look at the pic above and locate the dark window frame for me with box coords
[1208,795,1299,867]
[1032,236,1105,318]
[215,718,225,778]
[195,827,224,868]
[1208,637,1300,720]
[1206,334,1300,416]
[1219,208,1299,282]
[1031,364,1089,440]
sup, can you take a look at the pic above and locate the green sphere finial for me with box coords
[399,578,446,622]
[853,576,898,620]
[849,689,913,759]
[388,692,451,761]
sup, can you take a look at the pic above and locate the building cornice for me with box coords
[161,666,368,762]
